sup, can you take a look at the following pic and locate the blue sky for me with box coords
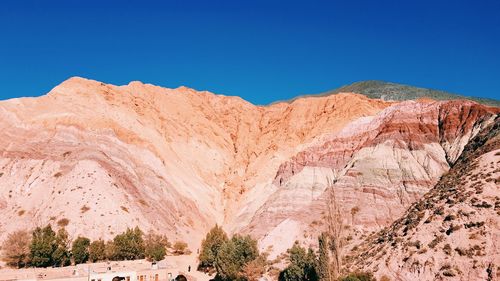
[0,0,499,104]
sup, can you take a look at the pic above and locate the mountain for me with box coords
[0,77,498,266]
[255,99,498,259]
[0,77,391,247]
[288,80,500,107]
[345,116,500,280]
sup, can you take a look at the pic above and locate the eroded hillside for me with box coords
[0,77,497,257]
[346,116,500,280]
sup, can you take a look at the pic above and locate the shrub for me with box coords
[428,235,444,249]
[445,224,461,235]
[72,236,90,264]
[278,242,318,281]
[443,244,452,255]
[57,218,69,227]
[198,225,229,270]
[442,270,456,277]
[380,275,391,281]
[338,271,375,281]
[241,254,267,281]
[172,241,189,255]
[443,214,456,221]
[144,233,170,261]
[1,230,31,268]
[89,239,106,262]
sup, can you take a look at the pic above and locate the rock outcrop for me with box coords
[346,116,500,280]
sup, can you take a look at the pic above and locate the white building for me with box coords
[89,270,161,281]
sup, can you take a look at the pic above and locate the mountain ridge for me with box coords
[11,76,499,108]
[282,80,500,107]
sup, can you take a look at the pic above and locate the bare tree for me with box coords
[325,177,343,279]
[1,230,31,268]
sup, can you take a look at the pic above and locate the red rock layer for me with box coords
[273,100,499,187]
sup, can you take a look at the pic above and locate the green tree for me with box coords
[30,225,57,267]
[317,233,331,281]
[71,236,90,264]
[1,230,31,268]
[89,239,106,262]
[144,233,169,261]
[214,234,259,281]
[52,228,71,267]
[279,242,318,281]
[198,225,229,270]
[112,227,145,260]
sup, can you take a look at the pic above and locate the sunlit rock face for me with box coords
[0,77,497,258]
[0,77,390,246]
[248,100,497,258]
[346,117,500,281]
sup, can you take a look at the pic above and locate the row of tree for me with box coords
[1,225,189,268]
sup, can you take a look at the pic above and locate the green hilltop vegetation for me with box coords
[285,80,500,107]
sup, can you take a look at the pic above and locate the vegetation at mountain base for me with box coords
[198,224,229,271]
[110,227,145,260]
[317,233,331,281]
[215,234,260,280]
[52,227,71,267]
[279,242,318,281]
[144,233,170,261]
[198,225,263,281]
[71,236,90,264]
[172,240,190,255]
[29,225,58,267]
[277,238,380,281]
[1,230,31,268]
[89,239,106,263]
[1,224,184,268]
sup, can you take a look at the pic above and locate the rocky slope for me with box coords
[0,77,497,261]
[346,116,500,280]
[244,100,498,258]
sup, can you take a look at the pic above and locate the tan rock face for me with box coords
[0,77,497,261]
